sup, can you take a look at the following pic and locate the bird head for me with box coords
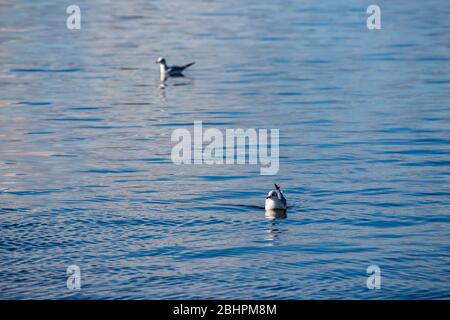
[155,57,166,65]
[266,190,278,199]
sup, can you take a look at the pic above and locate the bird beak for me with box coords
[266,196,270,199]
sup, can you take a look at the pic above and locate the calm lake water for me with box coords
[1,0,450,299]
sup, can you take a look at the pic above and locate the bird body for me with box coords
[265,184,287,210]
[156,57,195,79]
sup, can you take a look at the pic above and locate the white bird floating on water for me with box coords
[265,184,287,211]
[156,57,195,80]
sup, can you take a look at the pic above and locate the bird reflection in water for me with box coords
[264,209,287,243]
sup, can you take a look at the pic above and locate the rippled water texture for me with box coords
[1,0,450,299]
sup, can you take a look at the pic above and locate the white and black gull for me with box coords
[265,184,287,211]
[156,57,195,80]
